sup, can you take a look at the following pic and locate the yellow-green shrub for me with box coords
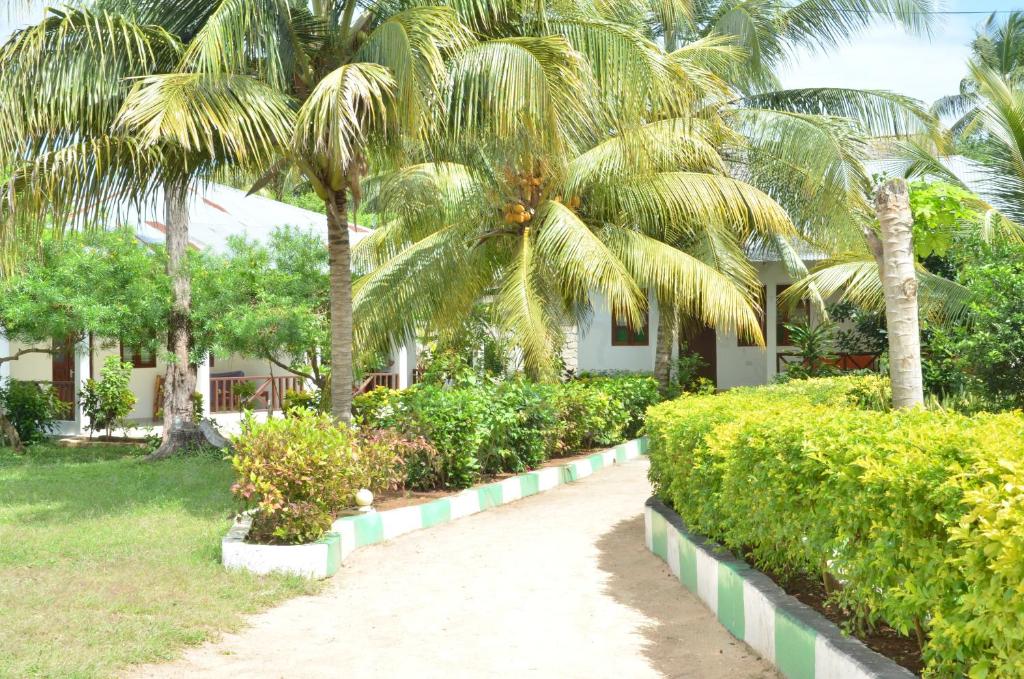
[647,376,1024,677]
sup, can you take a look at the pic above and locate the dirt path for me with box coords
[129,459,777,679]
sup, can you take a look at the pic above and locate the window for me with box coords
[611,305,649,346]
[738,286,767,347]
[120,342,156,369]
[776,285,810,346]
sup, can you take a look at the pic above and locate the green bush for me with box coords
[354,375,649,488]
[577,373,660,438]
[0,379,65,443]
[355,428,443,492]
[553,381,627,453]
[647,376,1024,677]
[231,409,360,544]
[80,356,136,439]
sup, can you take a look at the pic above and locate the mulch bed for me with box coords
[371,447,606,512]
[757,565,923,675]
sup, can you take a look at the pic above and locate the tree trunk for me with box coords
[653,301,676,392]
[869,179,924,409]
[0,410,23,452]
[326,190,354,423]
[148,182,204,460]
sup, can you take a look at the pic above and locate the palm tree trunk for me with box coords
[868,179,924,409]
[148,182,203,460]
[326,190,354,423]
[653,301,676,392]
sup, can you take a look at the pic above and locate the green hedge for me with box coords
[355,374,659,489]
[647,376,1024,678]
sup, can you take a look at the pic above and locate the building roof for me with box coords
[864,154,988,186]
[104,183,372,252]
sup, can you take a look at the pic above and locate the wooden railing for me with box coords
[354,372,399,396]
[209,375,305,413]
[776,352,881,374]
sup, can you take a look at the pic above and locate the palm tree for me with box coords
[628,0,940,387]
[352,32,799,378]
[0,5,289,456]
[934,11,1024,137]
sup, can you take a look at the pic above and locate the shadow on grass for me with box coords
[595,514,775,679]
[0,444,236,525]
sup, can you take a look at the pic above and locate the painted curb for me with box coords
[222,514,342,579]
[644,498,915,679]
[332,437,649,561]
[222,437,648,578]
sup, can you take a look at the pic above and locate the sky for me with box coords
[1,1,1021,106]
[780,1,1024,104]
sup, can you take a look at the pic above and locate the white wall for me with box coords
[576,291,661,374]
[576,260,823,388]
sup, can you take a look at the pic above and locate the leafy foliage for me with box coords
[231,409,361,545]
[0,379,65,444]
[647,376,1024,676]
[354,374,655,488]
[908,180,985,259]
[80,356,137,440]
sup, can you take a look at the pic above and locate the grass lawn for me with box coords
[0,443,320,679]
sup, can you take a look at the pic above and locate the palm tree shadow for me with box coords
[595,514,777,679]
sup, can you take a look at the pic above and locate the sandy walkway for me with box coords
[129,459,776,679]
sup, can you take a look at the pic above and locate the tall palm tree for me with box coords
[0,5,290,456]
[3,1,474,425]
[619,0,939,386]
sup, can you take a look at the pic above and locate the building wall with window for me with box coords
[575,259,824,388]
[576,290,665,374]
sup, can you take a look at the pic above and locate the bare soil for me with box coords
[369,447,610,512]
[761,568,923,675]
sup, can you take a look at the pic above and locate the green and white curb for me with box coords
[222,514,342,579]
[331,437,649,562]
[222,437,647,577]
[645,498,914,679]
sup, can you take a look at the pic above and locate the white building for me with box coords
[569,250,828,389]
[0,183,415,436]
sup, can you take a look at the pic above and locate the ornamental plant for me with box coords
[231,409,360,545]
[0,379,65,444]
[80,356,136,440]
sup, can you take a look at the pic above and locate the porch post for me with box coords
[396,337,412,389]
[74,337,91,435]
[196,354,211,419]
[765,285,778,383]
[0,328,9,383]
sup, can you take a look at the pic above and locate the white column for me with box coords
[74,338,91,435]
[765,283,778,383]
[196,354,212,418]
[0,328,10,383]
[396,334,417,389]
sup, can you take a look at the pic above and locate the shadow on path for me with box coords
[596,514,777,679]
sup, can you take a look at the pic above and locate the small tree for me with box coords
[195,228,330,390]
[80,357,137,440]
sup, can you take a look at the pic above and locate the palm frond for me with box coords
[783,256,974,327]
[295,62,396,185]
[0,7,182,153]
[116,73,295,166]
[565,118,724,195]
[357,7,472,133]
[593,171,796,242]
[603,225,764,344]
[533,200,644,324]
[494,227,559,379]
[738,88,938,140]
[178,0,321,90]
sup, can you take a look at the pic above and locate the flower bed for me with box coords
[646,376,1024,677]
[223,374,660,577]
